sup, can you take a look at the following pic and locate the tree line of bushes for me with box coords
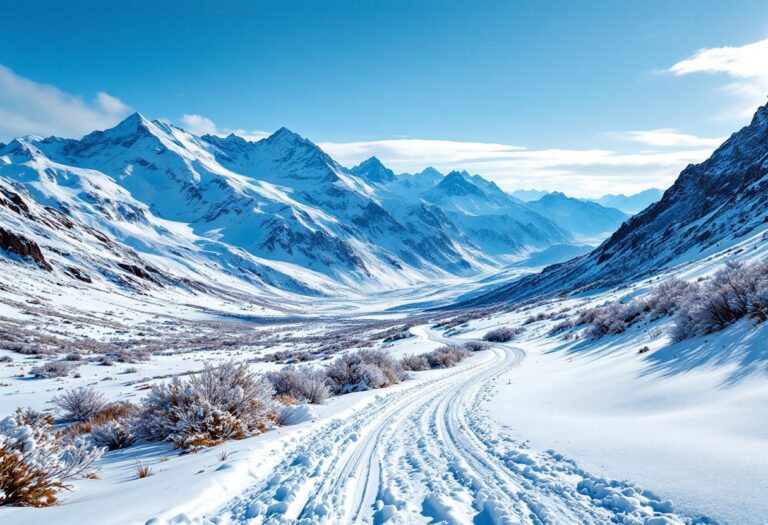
[554,259,768,342]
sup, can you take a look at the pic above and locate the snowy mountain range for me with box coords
[526,192,629,240]
[593,188,663,214]
[0,114,632,302]
[464,102,768,307]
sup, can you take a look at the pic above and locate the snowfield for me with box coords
[2,104,768,525]
[1,322,725,525]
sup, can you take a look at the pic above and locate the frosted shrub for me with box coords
[463,341,491,352]
[548,319,575,336]
[645,279,698,317]
[0,409,103,507]
[30,361,73,379]
[482,326,521,343]
[671,260,768,341]
[325,350,406,394]
[424,345,471,368]
[266,366,330,404]
[53,387,107,423]
[90,420,137,451]
[400,354,429,371]
[137,361,277,449]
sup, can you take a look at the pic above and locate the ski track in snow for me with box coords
[186,335,708,525]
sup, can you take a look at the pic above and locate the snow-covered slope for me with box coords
[0,115,592,304]
[526,192,629,240]
[464,103,768,307]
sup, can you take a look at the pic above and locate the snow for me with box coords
[1,106,767,524]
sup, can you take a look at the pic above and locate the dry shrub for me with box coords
[265,366,330,404]
[0,409,103,507]
[482,327,521,343]
[136,361,277,449]
[400,354,429,371]
[463,340,491,352]
[30,361,73,379]
[90,420,137,451]
[134,461,152,479]
[423,345,470,368]
[53,387,106,423]
[325,350,406,394]
[64,401,137,438]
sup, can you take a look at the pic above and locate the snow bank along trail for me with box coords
[185,334,710,525]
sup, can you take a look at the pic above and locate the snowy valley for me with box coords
[1,93,767,525]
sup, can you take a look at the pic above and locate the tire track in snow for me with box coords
[193,329,712,525]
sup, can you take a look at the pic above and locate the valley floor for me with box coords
[2,323,734,525]
[3,232,768,524]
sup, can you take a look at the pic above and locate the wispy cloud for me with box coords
[179,113,270,142]
[668,37,768,119]
[615,128,725,148]
[0,64,131,141]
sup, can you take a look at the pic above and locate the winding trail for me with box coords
[202,328,705,525]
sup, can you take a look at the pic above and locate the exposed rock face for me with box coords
[0,227,52,271]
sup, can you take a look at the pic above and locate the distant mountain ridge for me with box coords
[461,103,768,307]
[0,113,617,301]
[526,192,629,240]
[594,189,663,214]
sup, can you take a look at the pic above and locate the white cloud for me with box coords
[668,37,768,119]
[0,64,132,141]
[180,114,219,136]
[318,137,715,198]
[616,128,725,148]
[95,91,131,115]
[179,113,270,142]
[669,38,768,81]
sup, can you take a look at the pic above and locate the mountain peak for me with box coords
[267,127,305,144]
[432,171,485,197]
[350,156,395,184]
[114,112,152,131]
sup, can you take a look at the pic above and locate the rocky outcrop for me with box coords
[0,227,52,271]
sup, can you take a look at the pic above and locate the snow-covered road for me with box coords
[197,333,703,525]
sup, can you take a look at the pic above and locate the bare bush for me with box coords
[265,366,330,404]
[482,326,521,343]
[548,319,575,336]
[137,361,277,449]
[671,260,768,341]
[325,350,406,394]
[0,409,103,507]
[53,388,107,423]
[400,354,429,371]
[134,460,152,479]
[424,345,471,368]
[90,420,137,451]
[30,361,73,379]
[463,340,491,352]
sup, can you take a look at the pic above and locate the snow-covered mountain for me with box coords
[0,115,590,302]
[526,192,629,240]
[464,102,768,306]
[594,188,663,214]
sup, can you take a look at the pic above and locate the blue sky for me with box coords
[1,0,767,197]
